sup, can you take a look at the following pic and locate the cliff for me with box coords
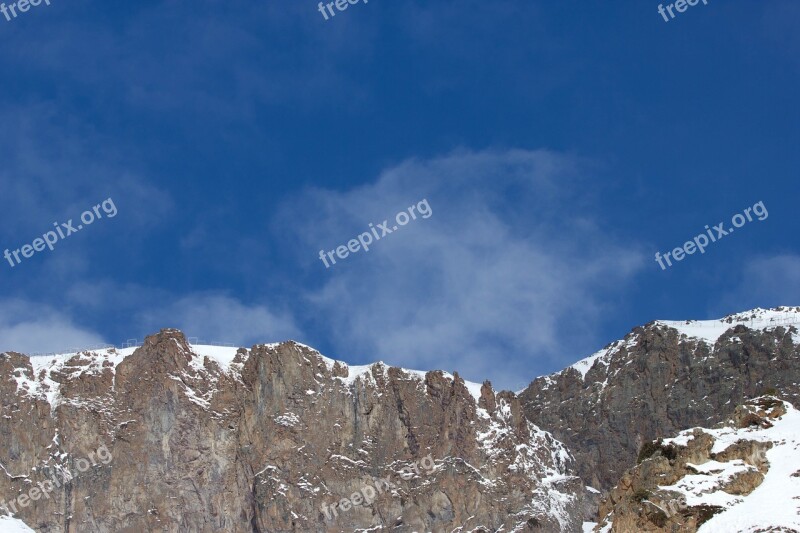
[520,307,800,491]
[0,329,586,532]
[594,395,800,531]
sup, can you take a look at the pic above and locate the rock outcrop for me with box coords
[594,396,800,532]
[519,307,800,491]
[0,329,586,532]
[4,306,799,532]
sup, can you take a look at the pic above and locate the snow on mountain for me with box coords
[1,329,587,532]
[592,396,800,532]
[553,306,800,386]
[568,335,639,382]
[284,341,487,401]
[657,306,800,345]
[671,399,800,532]
[10,344,243,412]
[521,305,800,495]
[0,515,36,532]
[7,340,489,409]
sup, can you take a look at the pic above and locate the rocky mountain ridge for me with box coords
[2,306,799,532]
[520,307,800,491]
[1,329,587,532]
[593,395,800,531]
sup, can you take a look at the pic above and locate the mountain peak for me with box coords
[520,306,800,490]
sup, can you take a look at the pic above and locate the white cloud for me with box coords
[0,104,173,244]
[62,281,304,348]
[0,3,371,119]
[717,254,800,314]
[0,299,106,354]
[280,149,645,390]
[0,104,174,294]
[1,147,647,390]
[137,294,302,347]
[0,281,304,353]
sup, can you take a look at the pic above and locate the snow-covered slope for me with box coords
[686,400,800,532]
[0,515,36,532]
[563,306,800,386]
[657,306,800,345]
[521,305,800,494]
[593,396,800,532]
[10,341,489,409]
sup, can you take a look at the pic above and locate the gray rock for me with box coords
[0,329,586,533]
[520,314,800,491]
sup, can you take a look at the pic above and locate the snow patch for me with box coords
[0,515,36,532]
[190,345,243,373]
[275,413,301,427]
[653,399,800,531]
[18,347,137,409]
[570,348,611,380]
[657,307,800,345]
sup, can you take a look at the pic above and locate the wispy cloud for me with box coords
[0,104,172,238]
[1,287,303,355]
[0,141,647,389]
[137,293,302,346]
[0,299,106,354]
[716,254,800,315]
[279,149,645,390]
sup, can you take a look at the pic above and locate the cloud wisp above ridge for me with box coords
[278,148,646,389]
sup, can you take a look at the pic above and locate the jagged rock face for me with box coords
[520,314,800,490]
[595,396,800,532]
[0,330,585,533]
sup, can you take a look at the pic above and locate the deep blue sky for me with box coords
[0,0,798,390]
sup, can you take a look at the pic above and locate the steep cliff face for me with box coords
[519,307,800,490]
[594,396,800,532]
[0,330,586,533]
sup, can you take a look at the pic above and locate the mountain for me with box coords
[0,329,588,532]
[2,306,799,532]
[519,307,800,492]
[593,395,800,532]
